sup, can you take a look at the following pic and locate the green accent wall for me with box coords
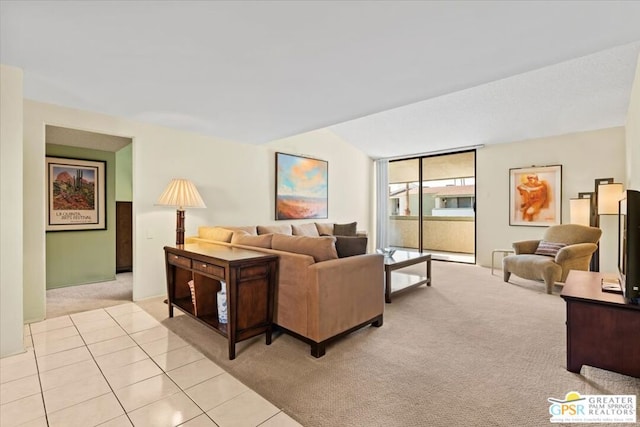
[45,144,116,289]
[116,144,132,201]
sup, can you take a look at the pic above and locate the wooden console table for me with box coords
[560,270,640,378]
[164,243,278,360]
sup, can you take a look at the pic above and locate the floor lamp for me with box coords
[156,178,206,246]
[570,178,623,271]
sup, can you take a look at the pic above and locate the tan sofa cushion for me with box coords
[258,224,293,235]
[231,231,273,248]
[315,222,334,235]
[272,234,338,262]
[292,223,320,237]
[198,226,234,243]
[220,225,258,236]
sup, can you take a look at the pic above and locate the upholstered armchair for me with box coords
[502,224,602,294]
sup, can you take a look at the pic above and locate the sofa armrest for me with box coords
[513,240,541,254]
[306,254,384,342]
[230,245,316,337]
[555,243,598,263]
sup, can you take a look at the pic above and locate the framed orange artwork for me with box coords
[509,165,562,226]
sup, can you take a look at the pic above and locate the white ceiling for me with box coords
[2,1,640,159]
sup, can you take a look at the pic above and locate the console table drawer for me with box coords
[193,261,225,278]
[238,264,269,279]
[168,254,191,268]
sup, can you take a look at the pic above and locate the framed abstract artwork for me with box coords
[275,152,328,220]
[509,165,562,226]
[46,156,106,231]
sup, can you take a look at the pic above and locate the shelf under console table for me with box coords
[560,270,640,378]
[164,243,278,360]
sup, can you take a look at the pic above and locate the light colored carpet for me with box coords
[45,265,638,425]
[134,262,640,427]
[46,272,133,318]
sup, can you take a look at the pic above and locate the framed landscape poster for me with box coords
[275,152,328,220]
[509,165,562,226]
[46,157,106,231]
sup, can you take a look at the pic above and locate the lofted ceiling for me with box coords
[2,1,640,159]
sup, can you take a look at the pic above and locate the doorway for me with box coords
[44,125,133,316]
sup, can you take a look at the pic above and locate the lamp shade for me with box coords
[156,179,206,210]
[597,183,624,215]
[569,198,591,226]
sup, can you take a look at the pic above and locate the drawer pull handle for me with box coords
[202,264,207,268]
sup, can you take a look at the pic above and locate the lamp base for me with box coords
[176,209,185,246]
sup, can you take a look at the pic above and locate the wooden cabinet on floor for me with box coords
[116,201,132,272]
[561,270,640,378]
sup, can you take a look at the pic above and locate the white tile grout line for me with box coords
[20,305,290,427]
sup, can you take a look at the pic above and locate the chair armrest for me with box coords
[513,240,540,254]
[555,243,598,263]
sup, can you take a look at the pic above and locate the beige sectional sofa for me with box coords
[185,222,384,357]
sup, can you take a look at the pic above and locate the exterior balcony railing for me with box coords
[388,216,475,254]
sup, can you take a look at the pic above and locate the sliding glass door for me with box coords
[385,150,476,263]
[387,159,420,251]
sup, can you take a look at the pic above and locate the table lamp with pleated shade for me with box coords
[156,178,206,245]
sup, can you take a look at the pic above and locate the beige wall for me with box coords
[21,100,375,326]
[1,65,25,357]
[476,127,626,272]
[626,54,640,190]
[266,128,373,234]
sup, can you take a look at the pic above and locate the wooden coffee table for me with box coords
[383,250,431,303]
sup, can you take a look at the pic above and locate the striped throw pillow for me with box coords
[534,241,566,257]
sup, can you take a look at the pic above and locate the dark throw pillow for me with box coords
[334,236,368,258]
[333,222,357,236]
[534,241,566,257]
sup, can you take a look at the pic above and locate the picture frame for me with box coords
[509,165,562,226]
[46,156,106,231]
[275,152,328,220]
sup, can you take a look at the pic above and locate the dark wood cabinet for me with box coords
[164,243,278,360]
[561,270,640,378]
[116,201,132,272]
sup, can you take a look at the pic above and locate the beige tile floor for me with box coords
[0,303,301,427]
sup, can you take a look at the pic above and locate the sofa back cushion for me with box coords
[198,226,234,243]
[231,231,273,249]
[314,222,334,236]
[292,223,320,237]
[271,234,338,262]
[333,222,357,236]
[220,225,258,236]
[258,224,293,235]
